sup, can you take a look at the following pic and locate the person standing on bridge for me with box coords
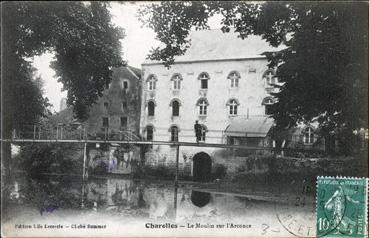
[194,120,202,143]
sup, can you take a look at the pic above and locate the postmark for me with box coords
[274,193,316,237]
[316,176,368,237]
[273,179,316,237]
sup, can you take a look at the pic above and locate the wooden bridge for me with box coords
[4,124,275,150]
[2,124,325,185]
[2,124,278,185]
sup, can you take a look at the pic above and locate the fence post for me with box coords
[175,144,180,186]
[82,142,88,180]
[56,126,59,141]
[81,181,85,209]
[33,125,36,140]
[173,185,178,221]
[81,142,88,208]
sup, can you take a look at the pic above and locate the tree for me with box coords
[15,143,84,177]
[139,2,368,137]
[2,2,124,179]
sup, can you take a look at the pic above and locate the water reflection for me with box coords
[7,175,314,226]
[10,181,20,201]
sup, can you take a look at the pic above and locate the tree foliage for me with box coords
[2,1,124,129]
[2,2,124,180]
[139,2,368,134]
[15,143,83,176]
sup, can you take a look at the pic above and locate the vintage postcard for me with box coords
[1,1,368,237]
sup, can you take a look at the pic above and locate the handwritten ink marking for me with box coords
[39,205,58,215]
[261,223,269,235]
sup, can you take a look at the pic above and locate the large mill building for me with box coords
[139,29,320,180]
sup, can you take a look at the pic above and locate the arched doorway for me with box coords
[191,191,211,207]
[192,152,212,182]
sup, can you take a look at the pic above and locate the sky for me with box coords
[32,2,222,112]
[32,2,159,112]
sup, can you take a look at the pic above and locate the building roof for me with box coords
[126,65,141,79]
[225,117,274,138]
[143,29,283,65]
[113,65,141,80]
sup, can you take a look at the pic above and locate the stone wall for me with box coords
[143,145,271,179]
[86,66,141,137]
[143,145,367,180]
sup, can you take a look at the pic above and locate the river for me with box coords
[2,173,316,237]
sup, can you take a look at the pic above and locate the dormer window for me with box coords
[147,74,157,91]
[171,74,182,90]
[198,72,209,89]
[228,71,240,88]
[263,69,277,86]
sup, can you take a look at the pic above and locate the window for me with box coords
[171,99,180,116]
[122,80,129,90]
[170,126,179,142]
[228,137,235,145]
[227,99,239,115]
[120,117,127,128]
[200,125,207,142]
[171,74,182,90]
[104,102,109,110]
[201,79,208,89]
[198,73,209,89]
[147,75,157,91]
[197,98,209,116]
[148,101,155,116]
[146,125,154,141]
[121,101,127,111]
[228,71,240,88]
[263,70,277,86]
[102,117,109,127]
[303,127,315,144]
[262,97,274,115]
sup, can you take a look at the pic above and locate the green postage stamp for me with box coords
[316,176,368,238]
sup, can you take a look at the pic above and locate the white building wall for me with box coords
[140,57,273,145]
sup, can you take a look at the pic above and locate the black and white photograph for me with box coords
[1,1,368,237]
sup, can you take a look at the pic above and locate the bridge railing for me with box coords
[12,124,141,142]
